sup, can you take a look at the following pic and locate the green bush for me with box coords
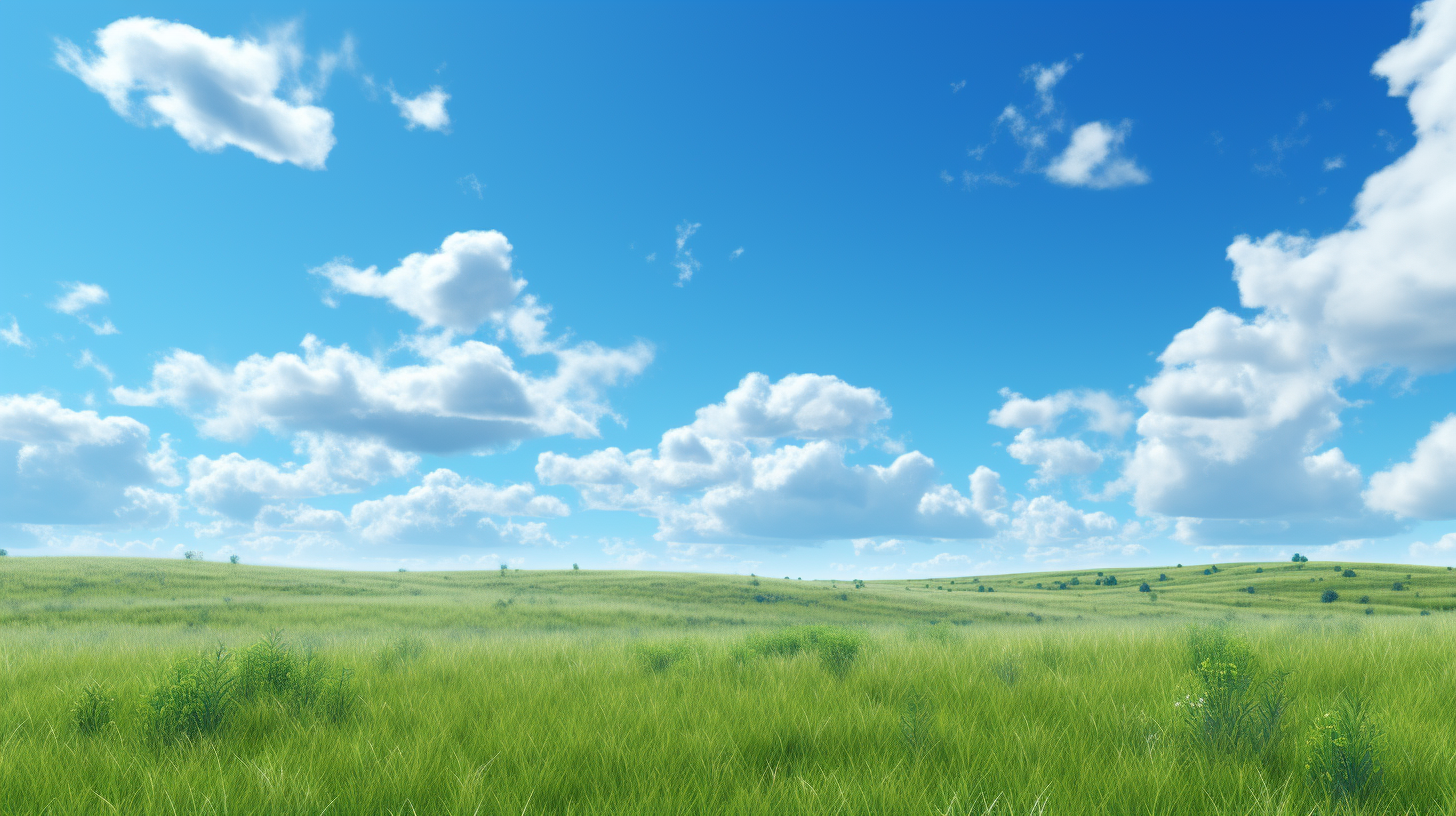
[1306,697,1383,804]
[145,645,238,740]
[1178,624,1287,754]
[72,681,114,735]
[634,641,695,673]
[1342,569,1357,578]
[1321,590,1338,603]
[742,626,864,675]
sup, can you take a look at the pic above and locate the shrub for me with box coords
[1255,567,1264,573]
[1178,624,1287,754]
[1094,578,1103,586]
[634,641,695,673]
[1097,571,1104,577]
[1070,577,1080,586]
[1321,590,1338,603]
[986,586,994,593]
[572,563,579,570]
[1342,569,1356,577]
[1421,609,1431,616]
[1159,574,1168,581]
[853,579,865,589]
[977,585,986,592]
[1392,581,1405,591]
[1358,595,1370,604]
[1211,565,1221,573]
[1204,568,1212,575]
[1245,586,1256,594]
[1176,563,1183,568]
[229,554,240,564]
[1306,697,1383,804]
[1139,582,1151,592]
[183,550,202,561]
[72,682,115,735]
[0,549,6,556]
[742,626,863,675]
[145,645,238,740]
[1104,575,1118,586]
[1365,607,1374,615]
[1292,553,1308,563]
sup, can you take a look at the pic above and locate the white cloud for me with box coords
[602,537,654,567]
[347,468,567,543]
[390,86,450,132]
[673,221,701,286]
[538,372,1006,544]
[0,394,176,525]
[1045,120,1149,189]
[909,552,975,574]
[76,350,114,382]
[1,318,31,349]
[1367,415,1456,518]
[314,231,526,334]
[1323,155,1346,171]
[730,247,744,260]
[114,331,650,454]
[50,282,119,334]
[1009,495,1118,545]
[1006,429,1103,483]
[52,282,108,315]
[1410,532,1456,562]
[988,388,1132,435]
[1023,60,1073,114]
[853,537,904,555]
[57,17,336,168]
[186,433,418,520]
[1117,1,1456,542]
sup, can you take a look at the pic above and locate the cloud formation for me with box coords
[1366,415,1456,518]
[1045,120,1150,189]
[348,469,566,544]
[538,373,1006,544]
[0,394,178,525]
[50,282,118,335]
[314,231,524,333]
[390,86,451,131]
[57,17,337,168]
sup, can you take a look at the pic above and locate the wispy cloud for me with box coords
[51,282,119,335]
[1,317,31,349]
[458,173,483,197]
[673,221,701,286]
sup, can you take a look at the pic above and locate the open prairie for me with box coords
[2,556,1454,814]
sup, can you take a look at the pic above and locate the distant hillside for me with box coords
[0,556,1448,632]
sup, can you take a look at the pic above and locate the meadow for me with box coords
[1,556,1454,814]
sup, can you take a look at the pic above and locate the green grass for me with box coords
[1,556,1454,814]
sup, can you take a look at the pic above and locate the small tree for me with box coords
[1104,574,1118,586]
[572,563,579,571]
[229,554,240,565]
[1159,573,1168,581]
[500,564,509,576]
[1139,582,1151,593]
[0,548,7,556]
[184,550,202,561]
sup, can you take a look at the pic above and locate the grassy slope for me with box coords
[0,556,1447,632]
[1,557,1454,815]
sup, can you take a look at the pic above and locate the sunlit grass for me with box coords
[0,556,1453,813]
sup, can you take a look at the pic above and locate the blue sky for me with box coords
[4,0,1456,576]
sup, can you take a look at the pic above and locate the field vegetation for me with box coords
[1,556,1454,814]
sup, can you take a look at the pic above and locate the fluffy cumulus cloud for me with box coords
[186,433,418,520]
[56,17,336,168]
[313,231,524,333]
[115,231,651,454]
[1117,0,1456,545]
[1366,415,1456,518]
[538,373,1007,544]
[1045,120,1150,189]
[347,469,567,544]
[1410,532,1456,562]
[0,394,179,526]
[390,86,450,132]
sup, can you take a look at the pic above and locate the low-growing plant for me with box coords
[1321,590,1338,603]
[1255,567,1264,573]
[634,640,695,673]
[1159,574,1168,581]
[1392,581,1405,591]
[1245,586,1256,594]
[1139,582,1151,592]
[376,635,427,671]
[1178,624,1288,754]
[145,645,238,740]
[1342,569,1357,578]
[741,625,863,675]
[900,688,928,753]
[992,655,1020,686]
[1306,696,1383,804]
[72,681,115,735]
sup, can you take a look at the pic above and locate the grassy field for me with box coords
[1,556,1454,814]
